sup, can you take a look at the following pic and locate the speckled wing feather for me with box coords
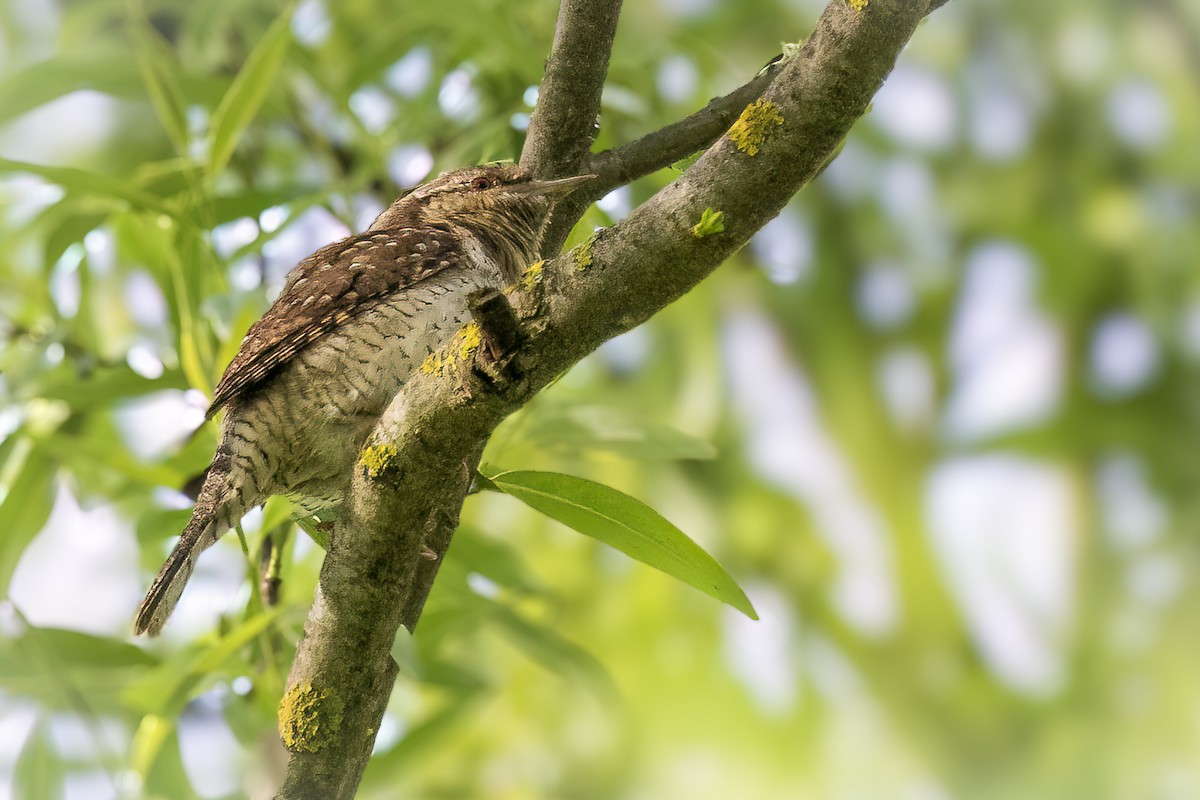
[207,227,461,416]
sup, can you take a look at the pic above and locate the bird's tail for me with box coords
[133,513,220,636]
[134,451,248,636]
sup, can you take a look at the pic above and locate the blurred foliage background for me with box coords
[1,0,1198,797]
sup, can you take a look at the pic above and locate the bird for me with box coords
[134,164,594,636]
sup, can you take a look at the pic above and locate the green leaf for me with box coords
[260,495,299,536]
[122,608,281,716]
[0,623,158,713]
[0,442,57,594]
[37,434,185,492]
[486,602,617,700]
[208,187,312,224]
[165,230,215,395]
[140,724,198,800]
[131,25,191,152]
[0,157,178,218]
[129,714,174,789]
[137,511,194,558]
[0,57,143,124]
[364,693,486,779]
[293,514,330,549]
[446,526,543,594]
[14,626,158,670]
[481,469,757,619]
[36,364,187,411]
[13,719,62,800]
[40,203,107,270]
[511,405,717,460]
[391,626,488,689]
[208,7,293,177]
[691,207,726,238]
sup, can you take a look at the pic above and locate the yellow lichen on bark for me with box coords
[571,232,600,271]
[278,684,344,753]
[420,322,482,376]
[520,259,545,292]
[728,100,784,156]
[358,443,400,478]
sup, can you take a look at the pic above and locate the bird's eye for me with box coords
[470,176,491,191]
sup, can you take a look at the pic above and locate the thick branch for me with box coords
[277,1,935,796]
[519,0,624,179]
[276,400,490,800]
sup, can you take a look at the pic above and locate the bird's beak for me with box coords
[515,174,598,196]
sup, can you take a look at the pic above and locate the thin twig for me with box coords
[586,70,777,194]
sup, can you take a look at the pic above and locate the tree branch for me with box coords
[276,1,935,796]
[535,66,782,254]
[519,0,624,179]
[586,69,777,194]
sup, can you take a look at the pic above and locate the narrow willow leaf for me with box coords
[365,692,486,777]
[165,238,212,395]
[208,8,293,177]
[293,514,330,549]
[17,626,158,669]
[515,404,717,460]
[136,509,194,553]
[486,602,617,700]
[390,616,485,686]
[0,157,177,218]
[0,442,56,594]
[260,495,299,536]
[38,433,185,491]
[122,609,281,716]
[42,205,107,270]
[0,57,143,124]
[129,713,174,786]
[208,187,307,224]
[483,469,757,619]
[0,623,157,712]
[131,25,190,152]
[140,724,195,800]
[446,526,543,594]
[35,363,186,410]
[13,719,62,800]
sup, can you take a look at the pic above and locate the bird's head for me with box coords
[369,164,595,281]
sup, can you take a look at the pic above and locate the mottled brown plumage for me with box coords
[135,164,593,636]
[208,228,461,416]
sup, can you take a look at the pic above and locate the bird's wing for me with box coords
[207,226,461,416]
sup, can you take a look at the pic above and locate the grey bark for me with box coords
[276,1,940,796]
[519,0,624,179]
